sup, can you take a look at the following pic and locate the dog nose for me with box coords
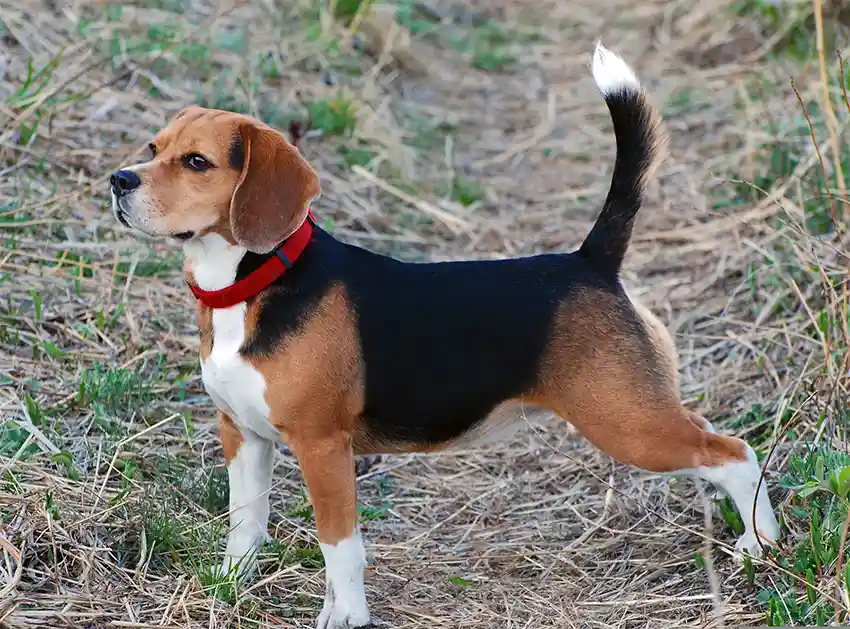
[110,170,141,196]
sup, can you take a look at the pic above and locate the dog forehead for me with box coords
[156,108,244,151]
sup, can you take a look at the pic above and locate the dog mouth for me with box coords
[116,207,131,228]
[112,195,131,228]
[111,194,196,243]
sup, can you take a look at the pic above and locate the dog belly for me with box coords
[354,401,555,455]
[446,401,554,450]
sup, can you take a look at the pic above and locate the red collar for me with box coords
[188,212,315,309]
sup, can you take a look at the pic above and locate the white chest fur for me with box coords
[185,235,278,441]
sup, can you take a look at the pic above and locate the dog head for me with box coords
[109,106,320,253]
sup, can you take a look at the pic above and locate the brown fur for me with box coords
[289,433,359,545]
[218,411,244,464]
[345,286,748,473]
[189,268,214,362]
[247,285,364,442]
[247,285,364,543]
[229,121,320,253]
[127,107,318,248]
[529,288,747,472]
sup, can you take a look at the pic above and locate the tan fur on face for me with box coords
[120,108,244,238]
[117,106,320,250]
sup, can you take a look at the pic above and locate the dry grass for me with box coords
[1,0,849,627]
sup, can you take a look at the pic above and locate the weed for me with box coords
[449,177,486,207]
[716,495,745,537]
[469,24,517,72]
[195,562,239,605]
[730,86,846,237]
[333,0,373,22]
[142,500,188,567]
[6,53,67,146]
[264,538,325,570]
[78,363,153,412]
[338,144,375,169]
[731,0,844,61]
[44,491,61,520]
[24,392,44,427]
[754,446,850,625]
[444,19,539,72]
[308,95,358,137]
[179,463,230,515]
[664,88,697,117]
[29,289,42,321]
[287,497,315,523]
[447,575,475,588]
[199,467,230,515]
[0,420,39,459]
[115,253,182,281]
[50,451,81,481]
[359,503,390,523]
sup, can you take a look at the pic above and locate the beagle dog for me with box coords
[109,43,779,628]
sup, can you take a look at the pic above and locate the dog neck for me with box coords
[184,233,248,293]
[182,216,316,309]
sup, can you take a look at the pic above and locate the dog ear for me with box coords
[229,122,320,254]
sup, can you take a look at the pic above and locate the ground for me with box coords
[1,0,849,627]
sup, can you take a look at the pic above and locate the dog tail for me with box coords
[579,42,667,278]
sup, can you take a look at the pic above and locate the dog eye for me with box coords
[148,143,157,157]
[184,153,212,172]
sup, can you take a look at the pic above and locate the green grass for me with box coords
[141,496,190,567]
[307,95,359,137]
[338,143,375,169]
[157,456,230,515]
[332,0,373,21]
[78,363,153,412]
[195,561,240,605]
[756,446,850,625]
[1,0,849,625]
[716,495,746,537]
[115,252,182,280]
[449,177,486,207]
[731,0,847,61]
[0,420,40,459]
[264,538,325,570]
[468,24,519,72]
[730,101,845,238]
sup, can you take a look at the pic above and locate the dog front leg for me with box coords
[219,410,274,578]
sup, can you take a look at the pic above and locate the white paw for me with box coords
[316,589,371,629]
[733,523,780,561]
[219,533,263,580]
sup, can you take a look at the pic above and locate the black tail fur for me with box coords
[579,45,665,278]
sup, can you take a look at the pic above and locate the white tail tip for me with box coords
[591,41,640,96]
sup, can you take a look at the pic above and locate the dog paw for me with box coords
[316,587,371,629]
[733,526,779,561]
[316,605,371,629]
[219,534,262,581]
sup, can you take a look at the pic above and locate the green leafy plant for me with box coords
[755,446,850,625]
